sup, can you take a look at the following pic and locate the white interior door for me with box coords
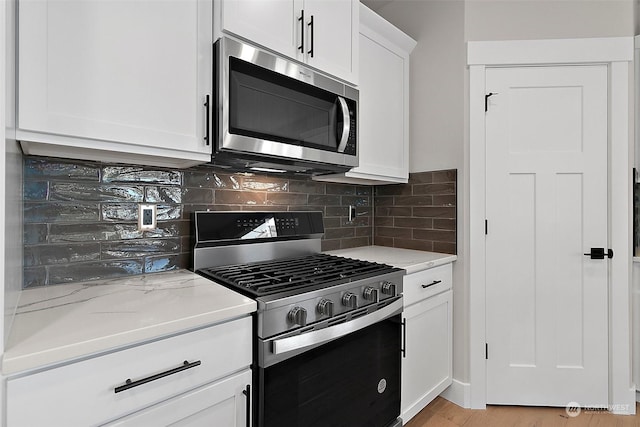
[485,65,609,407]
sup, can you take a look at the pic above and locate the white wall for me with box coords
[373,0,636,394]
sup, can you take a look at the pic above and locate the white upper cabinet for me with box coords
[313,4,416,185]
[17,0,213,168]
[215,0,359,85]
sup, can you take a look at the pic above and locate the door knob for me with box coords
[583,248,613,259]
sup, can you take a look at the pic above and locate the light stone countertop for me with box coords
[3,270,256,375]
[326,245,457,274]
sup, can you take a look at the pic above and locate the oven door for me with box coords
[258,301,402,427]
[216,37,358,169]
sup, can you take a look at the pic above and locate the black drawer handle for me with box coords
[422,280,442,289]
[242,384,251,427]
[114,360,201,394]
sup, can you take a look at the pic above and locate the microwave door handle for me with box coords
[337,96,350,153]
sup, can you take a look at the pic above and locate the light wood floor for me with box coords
[405,397,640,427]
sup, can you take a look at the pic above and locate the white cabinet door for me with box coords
[217,0,357,85]
[313,4,415,185]
[17,0,212,168]
[107,370,252,427]
[302,0,358,84]
[219,0,299,59]
[401,290,453,424]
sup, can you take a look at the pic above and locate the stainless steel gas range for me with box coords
[192,211,404,427]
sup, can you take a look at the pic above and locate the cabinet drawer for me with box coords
[403,264,452,306]
[7,316,252,427]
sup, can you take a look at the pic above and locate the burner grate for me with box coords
[198,254,396,297]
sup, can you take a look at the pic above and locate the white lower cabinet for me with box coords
[6,316,252,427]
[401,264,453,423]
[107,369,251,427]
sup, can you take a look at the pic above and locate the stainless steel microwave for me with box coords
[213,37,358,175]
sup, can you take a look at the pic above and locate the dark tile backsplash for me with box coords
[22,157,375,288]
[374,170,457,254]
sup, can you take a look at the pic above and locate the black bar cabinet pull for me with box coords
[203,95,210,146]
[308,15,314,57]
[583,247,613,260]
[422,280,442,289]
[401,319,407,358]
[114,360,201,394]
[242,384,251,427]
[298,10,304,52]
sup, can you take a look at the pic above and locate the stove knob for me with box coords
[381,281,396,296]
[287,306,307,327]
[317,299,334,317]
[363,286,378,302]
[342,292,357,309]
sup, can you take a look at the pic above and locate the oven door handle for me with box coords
[271,297,403,355]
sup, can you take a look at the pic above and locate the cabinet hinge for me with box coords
[485,343,488,360]
[485,219,488,235]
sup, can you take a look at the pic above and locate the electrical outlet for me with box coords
[138,204,157,231]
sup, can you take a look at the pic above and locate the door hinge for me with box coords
[485,92,498,112]
[485,343,488,360]
[485,219,488,235]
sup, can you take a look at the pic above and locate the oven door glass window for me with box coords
[229,57,351,152]
[259,315,401,427]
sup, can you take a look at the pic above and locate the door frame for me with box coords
[467,37,635,413]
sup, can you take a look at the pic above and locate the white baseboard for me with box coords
[440,379,471,408]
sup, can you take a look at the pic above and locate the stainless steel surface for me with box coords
[363,286,378,302]
[192,238,321,271]
[342,292,357,308]
[317,298,334,316]
[287,306,307,327]
[381,281,396,296]
[256,269,403,338]
[261,297,403,367]
[337,96,350,153]
[216,36,358,171]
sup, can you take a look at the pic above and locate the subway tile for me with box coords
[413,183,456,196]
[323,217,341,228]
[102,166,181,185]
[392,195,433,207]
[49,223,143,242]
[144,221,190,238]
[242,205,288,212]
[240,176,289,192]
[146,186,182,203]
[413,229,456,243]
[434,218,458,230]
[102,239,180,259]
[320,239,341,252]
[326,206,349,217]
[375,217,394,227]
[374,196,394,207]
[375,227,412,239]
[341,216,369,227]
[341,196,370,207]
[355,186,372,197]
[24,267,47,287]
[25,243,101,267]
[215,190,266,205]
[326,183,355,195]
[375,185,411,197]
[356,227,372,237]
[24,202,100,223]
[413,206,456,219]
[433,241,456,254]
[49,183,144,202]
[266,192,308,206]
[432,170,457,183]
[290,205,325,214]
[340,237,370,249]
[48,260,144,285]
[376,206,412,217]
[24,157,100,181]
[373,236,394,247]
[308,195,341,206]
[408,172,433,184]
[394,217,434,229]
[182,187,214,204]
[144,255,183,273]
[24,224,48,244]
[324,227,355,240]
[393,239,434,252]
[157,205,182,221]
[184,169,240,189]
[433,195,457,206]
[288,180,325,195]
[101,203,137,221]
[24,181,48,200]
